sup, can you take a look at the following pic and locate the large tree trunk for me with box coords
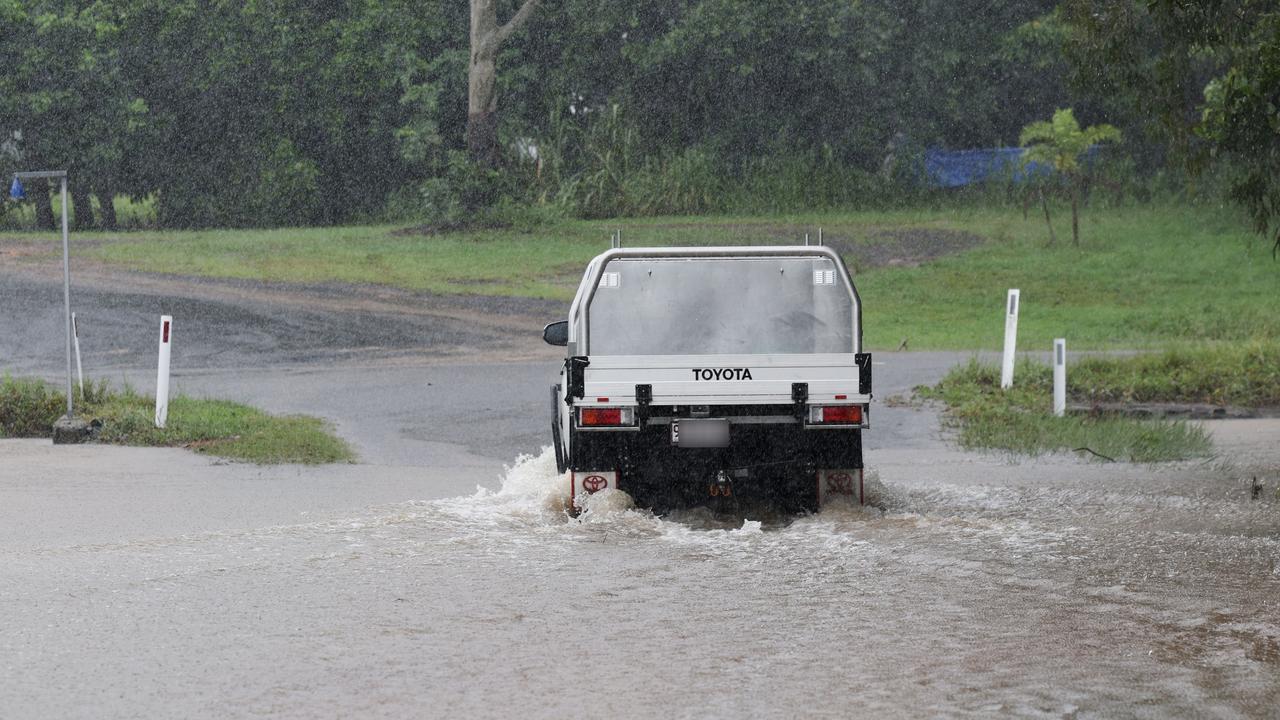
[34,181,56,231]
[96,182,118,230]
[70,181,95,231]
[467,0,539,167]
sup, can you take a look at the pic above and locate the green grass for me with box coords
[918,359,1216,462]
[5,203,1278,350]
[1071,342,1280,407]
[858,205,1280,350]
[0,376,354,464]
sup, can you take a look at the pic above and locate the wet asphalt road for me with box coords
[0,265,954,465]
[3,263,1277,719]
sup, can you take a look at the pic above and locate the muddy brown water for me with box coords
[2,446,1276,719]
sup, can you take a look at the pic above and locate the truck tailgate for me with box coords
[578,353,870,406]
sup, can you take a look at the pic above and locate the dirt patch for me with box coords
[0,237,59,261]
[825,228,986,270]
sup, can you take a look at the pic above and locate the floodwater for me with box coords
[2,449,1278,719]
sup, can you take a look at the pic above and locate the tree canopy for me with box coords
[0,0,1273,231]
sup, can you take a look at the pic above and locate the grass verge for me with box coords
[918,359,1215,463]
[5,203,1277,350]
[0,376,354,464]
[1070,342,1280,407]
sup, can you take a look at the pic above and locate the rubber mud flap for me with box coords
[565,356,589,403]
[855,353,872,396]
[550,384,566,473]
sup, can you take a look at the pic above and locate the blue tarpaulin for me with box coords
[924,147,1052,188]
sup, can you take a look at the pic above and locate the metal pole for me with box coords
[61,176,73,417]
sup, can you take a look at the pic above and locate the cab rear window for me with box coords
[587,256,855,355]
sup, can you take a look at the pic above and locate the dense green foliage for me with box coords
[0,0,1273,231]
[919,359,1214,462]
[0,375,353,463]
[1062,0,1280,251]
[0,0,1085,227]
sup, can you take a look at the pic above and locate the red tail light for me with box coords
[823,405,862,424]
[808,404,865,425]
[579,407,635,427]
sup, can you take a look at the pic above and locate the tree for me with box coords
[1062,0,1280,253]
[467,0,539,166]
[1187,5,1280,255]
[1020,108,1121,245]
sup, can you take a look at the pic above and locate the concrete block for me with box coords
[52,415,100,445]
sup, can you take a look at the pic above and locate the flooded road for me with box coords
[4,445,1277,719]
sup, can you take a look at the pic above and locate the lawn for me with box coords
[7,203,1278,351]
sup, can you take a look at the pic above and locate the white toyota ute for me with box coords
[541,245,871,513]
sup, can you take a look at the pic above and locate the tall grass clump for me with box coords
[1071,343,1280,407]
[0,376,64,437]
[919,359,1214,462]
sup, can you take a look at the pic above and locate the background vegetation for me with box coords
[0,0,1275,245]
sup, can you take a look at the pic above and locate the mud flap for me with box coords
[817,469,864,507]
[570,470,619,509]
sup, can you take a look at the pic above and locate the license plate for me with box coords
[671,419,730,448]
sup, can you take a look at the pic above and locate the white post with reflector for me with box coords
[155,315,172,428]
[1053,338,1066,417]
[72,312,84,398]
[1000,289,1020,389]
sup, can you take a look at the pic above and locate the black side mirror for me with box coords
[542,320,569,346]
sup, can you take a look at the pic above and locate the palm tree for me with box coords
[1020,108,1121,246]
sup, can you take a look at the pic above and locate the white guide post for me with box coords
[1000,289,1020,389]
[155,315,172,428]
[72,312,84,398]
[1053,338,1066,417]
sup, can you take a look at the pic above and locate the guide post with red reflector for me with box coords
[1000,289,1020,389]
[155,315,172,428]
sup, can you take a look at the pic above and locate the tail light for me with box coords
[808,404,865,426]
[579,407,636,427]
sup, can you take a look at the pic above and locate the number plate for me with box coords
[671,419,730,448]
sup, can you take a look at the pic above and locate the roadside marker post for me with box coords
[155,316,172,429]
[72,312,84,398]
[1000,289,1020,389]
[1053,338,1066,417]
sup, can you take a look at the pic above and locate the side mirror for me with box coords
[542,320,569,346]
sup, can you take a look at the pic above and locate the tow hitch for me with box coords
[708,470,734,498]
